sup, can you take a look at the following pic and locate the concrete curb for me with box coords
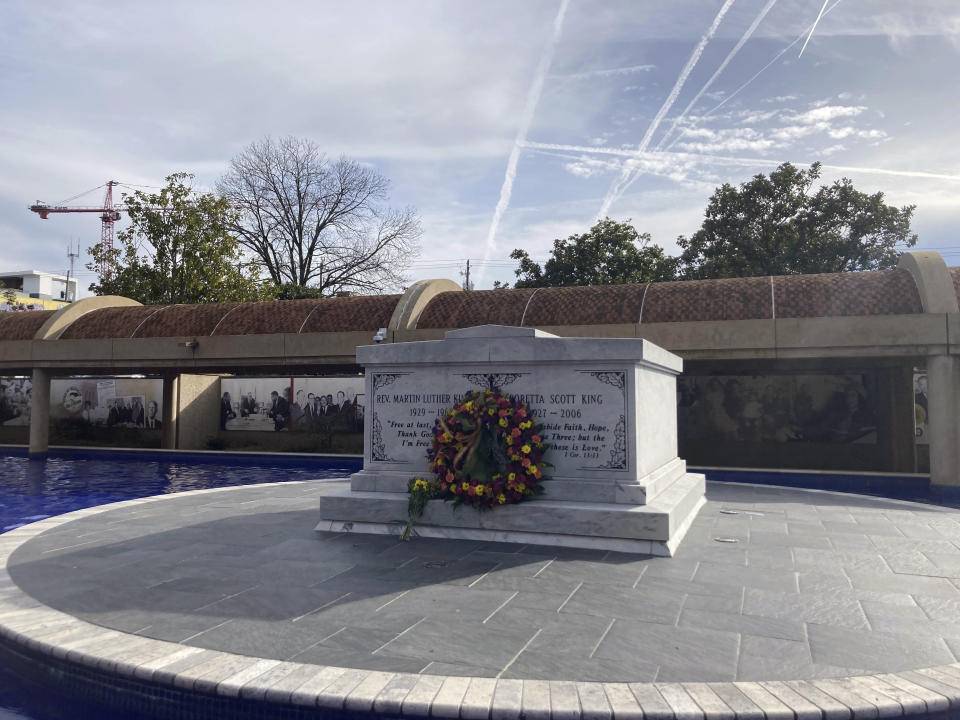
[2,483,960,718]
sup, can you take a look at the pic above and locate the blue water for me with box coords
[0,449,361,720]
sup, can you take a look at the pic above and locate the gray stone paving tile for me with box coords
[808,622,955,671]
[694,562,798,594]
[681,592,742,614]
[924,551,960,578]
[797,568,853,592]
[472,572,582,598]
[420,661,499,677]
[385,584,518,619]
[749,530,832,550]
[674,544,748,567]
[941,637,960,661]
[560,584,683,625]
[595,621,739,683]
[375,617,532,669]
[522,613,614,657]
[288,645,426,673]
[860,599,930,628]
[847,567,960,598]
[883,551,949,576]
[794,547,887,573]
[635,575,743,600]
[635,557,698,581]
[679,608,805,642]
[194,584,361,622]
[744,546,794,570]
[535,558,647,589]
[736,635,814,681]
[742,588,870,630]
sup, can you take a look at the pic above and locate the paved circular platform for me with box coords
[3,479,960,718]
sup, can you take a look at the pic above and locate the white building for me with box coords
[0,270,78,309]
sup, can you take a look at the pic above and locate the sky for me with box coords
[2,0,959,294]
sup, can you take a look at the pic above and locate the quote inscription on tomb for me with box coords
[369,368,628,475]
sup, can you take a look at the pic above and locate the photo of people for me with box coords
[0,377,31,426]
[47,378,163,431]
[915,372,929,445]
[221,377,364,436]
[678,373,878,445]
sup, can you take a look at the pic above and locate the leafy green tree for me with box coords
[2,288,17,306]
[677,162,917,279]
[509,218,678,288]
[88,173,267,304]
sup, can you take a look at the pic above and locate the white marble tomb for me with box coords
[315,325,705,555]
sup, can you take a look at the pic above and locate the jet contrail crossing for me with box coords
[597,0,737,219]
[665,0,844,152]
[798,0,831,58]
[521,141,960,183]
[657,0,780,151]
[478,0,570,286]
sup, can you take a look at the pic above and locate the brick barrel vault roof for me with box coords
[772,268,921,318]
[417,268,922,327]
[57,295,402,339]
[0,311,56,341]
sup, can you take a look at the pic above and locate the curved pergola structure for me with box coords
[1,251,958,493]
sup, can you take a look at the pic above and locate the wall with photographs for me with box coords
[218,377,364,453]
[678,367,915,472]
[0,376,164,448]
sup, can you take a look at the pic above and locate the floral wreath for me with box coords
[403,388,548,539]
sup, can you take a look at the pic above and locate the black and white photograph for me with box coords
[221,377,364,435]
[678,373,878,445]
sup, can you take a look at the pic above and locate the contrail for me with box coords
[798,0,830,58]
[657,0,780,151]
[664,0,844,152]
[478,0,570,285]
[552,64,655,80]
[521,141,960,182]
[597,0,737,219]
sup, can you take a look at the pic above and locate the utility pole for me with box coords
[461,259,472,291]
[65,239,79,302]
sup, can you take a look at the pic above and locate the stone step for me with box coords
[348,457,688,506]
[317,472,705,556]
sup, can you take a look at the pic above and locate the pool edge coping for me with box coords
[0,482,958,719]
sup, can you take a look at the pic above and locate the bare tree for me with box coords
[217,136,421,295]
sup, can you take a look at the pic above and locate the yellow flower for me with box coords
[517,482,526,492]
[461,481,470,491]
[442,432,453,442]
[498,494,506,504]
[521,444,532,454]
[526,465,537,475]
[506,436,513,445]
[464,401,473,410]
[508,472,516,481]
[488,409,495,415]
[498,418,508,427]
[475,484,485,495]
[413,478,429,490]
[511,454,521,461]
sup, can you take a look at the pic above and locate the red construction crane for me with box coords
[29,181,123,278]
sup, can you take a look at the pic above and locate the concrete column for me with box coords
[161,374,178,450]
[927,354,960,490]
[28,368,50,458]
